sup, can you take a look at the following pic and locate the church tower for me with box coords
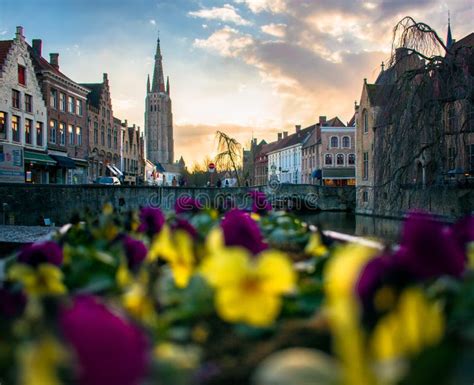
[145,37,174,165]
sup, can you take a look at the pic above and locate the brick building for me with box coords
[121,122,142,185]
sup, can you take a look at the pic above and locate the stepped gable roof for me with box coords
[79,83,103,108]
[0,40,13,71]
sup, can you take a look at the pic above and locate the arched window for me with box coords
[342,136,350,148]
[348,153,356,165]
[330,136,338,148]
[336,154,344,165]
[363,109,368,133]
[325,154,333,165]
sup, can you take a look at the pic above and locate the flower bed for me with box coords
[0,194,473,385]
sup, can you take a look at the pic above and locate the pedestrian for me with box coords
[225,179,229,188]
[172,176,177,187]
[216,178,222,188]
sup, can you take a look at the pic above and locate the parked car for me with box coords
[94,176,121,185]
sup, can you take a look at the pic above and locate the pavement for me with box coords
[0,226,58,256]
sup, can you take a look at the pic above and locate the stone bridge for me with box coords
[0,183,355,226]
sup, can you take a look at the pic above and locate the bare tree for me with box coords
[215,130,242,186]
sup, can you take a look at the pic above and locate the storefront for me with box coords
[322,168,356,186]
[0,143,24,183]
[24,150,56,184]
[49,154,77,184]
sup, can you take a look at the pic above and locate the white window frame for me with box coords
[330,136,339,148]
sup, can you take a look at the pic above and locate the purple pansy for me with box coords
[452,215,474,251]
[221,209,268,255]
[122,236,148,270]
[138,207,165,236]
[175,196,203,214]
[249,190,272,214]
[17,241,63,267]
[60,295,149,385]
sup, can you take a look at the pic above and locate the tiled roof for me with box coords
[302,125,320,149]
[347,113,356,127]
[28,45,74,82]
[453,32,474,49]
[0,40,13,71]
[324,117,345,127]
[79,83,103,109]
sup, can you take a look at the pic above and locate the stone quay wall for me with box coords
[0,184,355,226]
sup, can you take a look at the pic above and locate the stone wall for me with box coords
[0,184,355,226]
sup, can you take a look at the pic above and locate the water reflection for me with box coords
[300,212,402,244]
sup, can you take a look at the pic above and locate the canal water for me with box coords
[300,212,403,244]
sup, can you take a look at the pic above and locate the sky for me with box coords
[1,0,473,167]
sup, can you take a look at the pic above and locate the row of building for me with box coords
[244,25,473,216]
[0,26,180,185]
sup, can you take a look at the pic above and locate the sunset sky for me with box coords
[1,0,473,166]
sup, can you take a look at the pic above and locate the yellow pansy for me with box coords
[149,226,195,288]
[116,259,133,288]
[371,288,444,361]
[304,232,328,258]
[467,242,474,269]
[122,283,157,325]
[205,226,225,253]
[17,335,67,385]
[8,264,66,296]
[201,248,296,327]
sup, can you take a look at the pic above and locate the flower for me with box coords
[17,241,63,267]
[171,218,198,239]
[452,215,474,250]
[8,263,66,296]
[394,211,466,280]
[221,209,268,255]
[175,196,203,214]
[60,295,149,385]
[201,248,295,327]
[249,190,272,214]
[304,231,328,258]
[149,226,195,288]
[0,285,26,318]
[137,207,165,236]
[122,235,148,270]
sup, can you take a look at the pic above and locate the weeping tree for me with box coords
[215,130,242,187]
[370,16,473,213]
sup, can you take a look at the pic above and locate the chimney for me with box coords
[319,116,327,125]
[49,53,59,69]
[283,131,288,138]
[103,73,108,82]
[32,39,42,56]
[15,26,24,41]
[295,125,301,133]
[277,133,282,141]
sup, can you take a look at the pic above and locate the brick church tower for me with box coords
[144,37,173,165]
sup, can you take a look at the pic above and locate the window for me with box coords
[94,122,98,145]
[363,109,368,134]
[59,123,65,145]
[0,112,6,140]
[448,147,456,170]
[363,152,369,180]
[60,93,66,111]
[23,94,33,113]
[12,90,20,109]
[76,126,82,146]
[467,144,474,172]
[447,104,458,132]
[12,116,20,142]
[18,65,26,85]
[50,89,58,109]
[107,127,111,148]
[325,154,333,165]
[101,127,105,146]
[68,124,74,145]
[336,153,344,165]
[68,96,74,113]
[36,122,43,146]
[342,136,350,148]
[25,119,32,144]
[348,153,356,165]
[362,190,368,203]
[330,136,339,148]
[49,119,57,143]
[76,99,82,116]
[114,130,118,149]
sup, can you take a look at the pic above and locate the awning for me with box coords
[155,162,166,173]
[49,154,76,169]
[107,164,118,176]
[73,158,89,167]
[322,168,355,179]
[111,165,123,176]
[311,169,322,179]
[24,150,56,166]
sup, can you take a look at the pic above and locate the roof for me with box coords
[366,83,395,107]
[0,40,13,71]
[79,83,103,108]
[453,32,474,49]
[347,113,356,127]
[324,117,345,127]
[302,125,320,149]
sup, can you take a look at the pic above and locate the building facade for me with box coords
[144,38,173,165]
[301,124,320,184]
[121,122,142,185]
[0,27,48,184]
[81,74,121,182]
[29,39,89,184]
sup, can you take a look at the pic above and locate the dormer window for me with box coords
[18,65,26,85]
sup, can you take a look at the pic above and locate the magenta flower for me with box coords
[175,196,203,214]
[17,241,63,267]
[138,207,165,236]
[249,191,272,214]
[60,295,149,385]
[394,211,466,280]
[221,209,268,255]
[122,236,148,270]
[171,218,198,239]
[0,286,26,318]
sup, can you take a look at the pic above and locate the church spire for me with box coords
[147,74,150,93]
[166,76,170,95]
[446,11,453,49]
[152,37,165,92]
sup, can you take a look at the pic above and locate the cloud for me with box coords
[188,4,251,26]
[235,0,287,14]
[260,23,286,38]
[0,29,7,36]
[193,27,254,57]
[149,19,156,26]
